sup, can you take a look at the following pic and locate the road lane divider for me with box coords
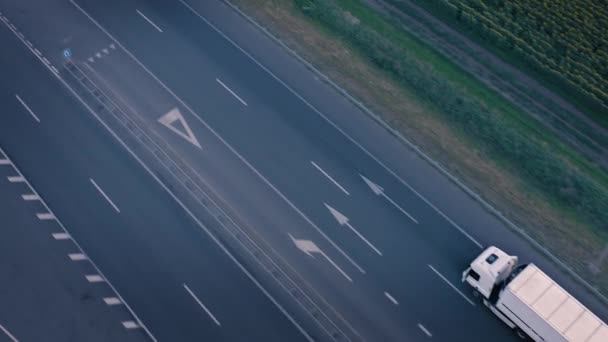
[15,94,40,123]
[103,297,122,306]
[21,194,40,201]
[85,274,105,283]
[384,292,398,305]
[311,161,350,195]
[52,232,71,240]
[68,253,87,261]
[216,78,248,106]
[183,284,222,327]
[0,159,10,165]
[417,323,432,338]
[122,321,140,329]
[36,212,55,221]
[90,178,121,213]
[7,175,25,183]
[0,323,19,342]
[136,9,163,33]
[428,264,475,306]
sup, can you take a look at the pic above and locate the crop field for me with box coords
[414,0,608,119]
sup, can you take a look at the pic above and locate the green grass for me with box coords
[332,0,608,189]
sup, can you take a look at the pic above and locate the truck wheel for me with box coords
[514,328,530,341]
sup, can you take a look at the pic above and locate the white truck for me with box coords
[462,246,608,342]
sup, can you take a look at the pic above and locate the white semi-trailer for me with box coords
[462,246,608,341]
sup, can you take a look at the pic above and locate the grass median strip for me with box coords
[230,0,608,295]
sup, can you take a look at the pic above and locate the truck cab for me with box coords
[462,246,518,301]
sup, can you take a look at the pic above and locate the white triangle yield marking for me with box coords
[158,108,201,148]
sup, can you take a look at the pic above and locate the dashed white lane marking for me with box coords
[183,284,221,326]
[136,9,162,33]
[36,212,55,220]
[68,253,87,261]
[7,175,25,183]
[90,178,120,213]
[25,40,32,48]
[0,159,10,165]
[103,297,122,305]
[52,232,70,240]
[122,321,140,329]
[418,323,432,337]
[15,94,40,123]
[51,66,59,75]
[0,323,19,342]
[311,161,350,195]
[428,264,475,306]
[33,48,41,56]
[216,78,248,106]
[85,274,104,283]
[384,291,398,305]
[22,194,39,201]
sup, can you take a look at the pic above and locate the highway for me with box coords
[0,0,606,341]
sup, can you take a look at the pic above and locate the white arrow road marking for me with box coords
[158,108,202,148]
[325,203,382,256]
[290,234,352,282]
[360,174,419,224]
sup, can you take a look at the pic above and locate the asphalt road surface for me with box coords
[0,0,606,341]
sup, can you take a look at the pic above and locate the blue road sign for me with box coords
[63,49,72,58]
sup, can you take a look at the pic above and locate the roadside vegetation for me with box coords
[230,0,608,294]
[408,0,608,126]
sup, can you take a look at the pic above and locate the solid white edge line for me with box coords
[16,94,40,123]
[428,264,475,306]
[89,178,120,213]
[0,323,18,342]
[183,284,221,326]
[384,291,398,305]
[0,19,157,340]
[216,78,248,106]
[136,9,163,33]
[311,161,350,195]
[418,323,432,337]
